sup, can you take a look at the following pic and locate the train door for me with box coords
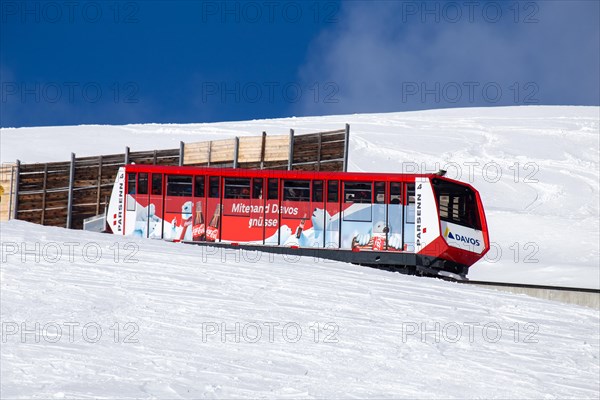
[311,180,325,248]
[249,178,264,244]
[264,178,279,244]
[280,180,312,247]
[372,181,387,250]
[191,175,206,242]
[221,177,256,243]
[403,183,416,251]
[325,180,340,248]
[124,172,139,236]
[133,172,155,238]
[164,174,194,241]
[341,181,373,250]
[205,176,222,242]
[133,172,150,238]
[149,173,164,239]
[387,182,404,251]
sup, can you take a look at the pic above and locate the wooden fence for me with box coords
[2,125,349,229]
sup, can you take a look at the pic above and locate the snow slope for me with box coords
[1,106,599,288]
[1,220,598,399]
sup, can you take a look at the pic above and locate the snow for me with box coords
[1,106,599,398]
[1,106,598,288]
[1,220,599,399]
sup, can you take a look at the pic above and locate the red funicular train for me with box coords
[106,165,490,279]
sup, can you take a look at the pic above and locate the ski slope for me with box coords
[1,106,598,288]
[1,220,599,399]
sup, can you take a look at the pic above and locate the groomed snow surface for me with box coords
[1,220,599,399]
[1,106,599,398]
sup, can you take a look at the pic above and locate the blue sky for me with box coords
[1,0,598,127]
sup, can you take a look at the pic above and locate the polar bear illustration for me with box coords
[264,225,293,245]
[353,220,403,250]
[168,201,194,241]
[283,208,337,248]
[133,203,162,239]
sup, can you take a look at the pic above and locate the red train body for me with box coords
[107,165,490,278]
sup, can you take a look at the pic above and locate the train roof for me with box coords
[122,164,474,187]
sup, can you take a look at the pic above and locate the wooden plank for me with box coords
[263,135,290,162]
[210,138,236,163]
[237,136,263,163]
[183,141,211,165]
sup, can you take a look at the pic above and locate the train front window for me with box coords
[432,180,481,230]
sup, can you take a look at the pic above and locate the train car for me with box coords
[105,164,490,279]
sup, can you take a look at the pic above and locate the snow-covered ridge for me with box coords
[1,220,598,398]
[1,106,599,288]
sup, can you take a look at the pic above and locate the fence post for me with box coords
[207,141,212,167]
[287,129,295,170]
[233,137,240,168]
[124,146,130,165]
[179,141,184,166]
[260,131,266,169]
[317,132,322,171]
[11,160,20,220]
[66,152,76,229]
[41,163,48,225]
[343,124,350,172]
[96,155,103,215]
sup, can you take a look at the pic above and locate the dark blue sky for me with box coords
[1,1,598,127]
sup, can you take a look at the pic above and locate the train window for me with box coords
[209,176,220,198]
[167,175,193,197]
[267,179,278,200]
[151,174,162,195]
[374,181,385,204]
[224,178,251,199]
[127,173,136,194]
[313,180,323,202]
[283,180,310,202]
[252,178,263,199]
[406,183,415,224]
[194,176,205,197]
[390,182,402,204]
[138,173,148,195]
[327,180,339,202]
[344,182,372,203]
[432,180,481,230]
